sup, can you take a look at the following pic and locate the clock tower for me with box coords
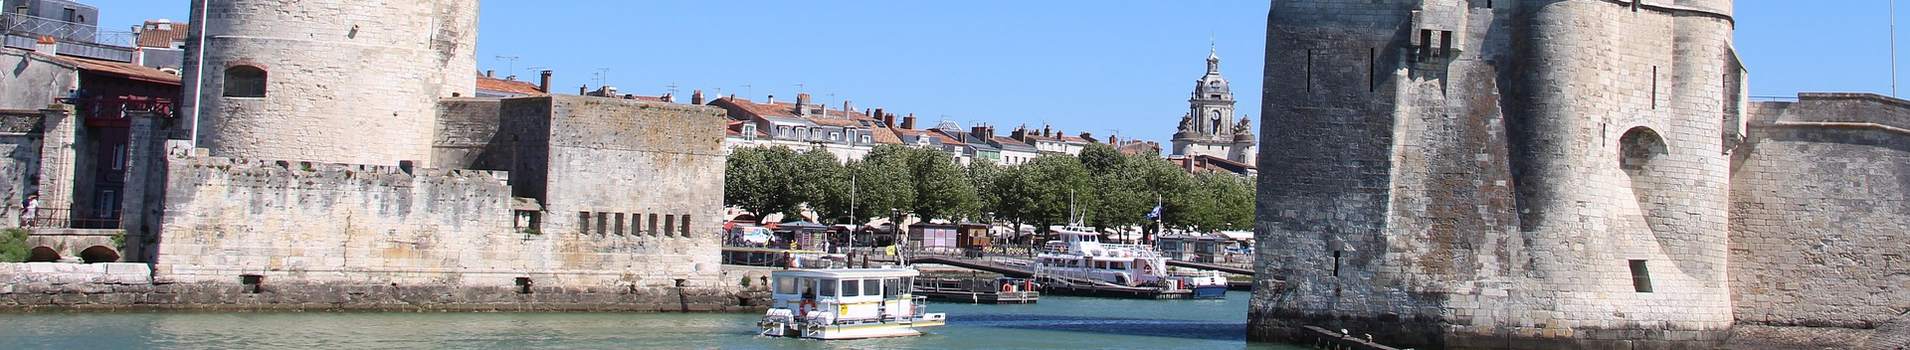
[1172,47,1257,166]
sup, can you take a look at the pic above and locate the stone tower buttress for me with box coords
[182,0,481,168]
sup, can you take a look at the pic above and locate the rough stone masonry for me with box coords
[1250,1,1904,349]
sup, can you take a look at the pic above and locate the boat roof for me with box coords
[772,268,921,279]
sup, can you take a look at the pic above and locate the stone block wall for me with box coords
[181,0,479,168]
[432,98,505,170]
[500,95,730,288]
[1252,1,1740,348]
[0,110,44,227]
[1729,93,1910,345]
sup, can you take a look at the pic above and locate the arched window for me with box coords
[223,65,268,97]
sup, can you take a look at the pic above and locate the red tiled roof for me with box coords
[870,127,902,144]
[135,21,187,48]
[928,129,967,146]
[55,54,179,85]
[476,76,545,96]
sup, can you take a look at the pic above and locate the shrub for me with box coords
[0,228,29,263]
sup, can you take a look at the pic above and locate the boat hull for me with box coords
[760,313,946,340]
[1190,285,1228,299]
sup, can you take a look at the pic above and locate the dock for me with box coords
[912,278,1039,304]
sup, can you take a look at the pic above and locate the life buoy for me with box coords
[799,299,817,319]
[1001,283,1014,292]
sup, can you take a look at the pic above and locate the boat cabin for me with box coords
[770,268,924,324]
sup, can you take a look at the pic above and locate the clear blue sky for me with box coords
[88,1,1903,144]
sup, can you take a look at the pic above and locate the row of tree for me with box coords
[724,144,1256,234]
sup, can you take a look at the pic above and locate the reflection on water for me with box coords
[0,292,1302,350]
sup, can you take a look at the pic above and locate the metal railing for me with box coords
[2,13,99,43]
[67,95,176,120]
[20,207,119,229]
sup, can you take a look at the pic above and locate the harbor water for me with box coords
[0,291,1303,349]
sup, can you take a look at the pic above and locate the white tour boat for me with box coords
[1035,227,1226,292]
[759,267,947,340]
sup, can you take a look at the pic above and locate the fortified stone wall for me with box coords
[1728,93,1910,347]
[181,0,479,168]
[0,110,44,226]
[432,98,505,170]
[1252,1,1741,348]
[498,95,730,288]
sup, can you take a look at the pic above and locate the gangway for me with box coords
[1165,260,1253,276]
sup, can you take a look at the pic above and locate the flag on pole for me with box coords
[1145,204,1163,221]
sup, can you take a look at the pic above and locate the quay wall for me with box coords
[0,262,771,312]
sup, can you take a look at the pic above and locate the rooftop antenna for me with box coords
[795,83,807,93]
[665,82,680,96]
[591,68,610,88]
[495,55,520,74]
[741,83,753,98]
[1894,0,1900,97]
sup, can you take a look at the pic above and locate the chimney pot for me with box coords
[767,95,775,104]
[902,114,916,130]
[485,70,495,78]
[691,90,706,105]
[538,70,553,93]
[580,85,588,95]
[797,93,812,106]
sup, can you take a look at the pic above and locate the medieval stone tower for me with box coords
[1251,0,1742,349]
[180,0,480,168]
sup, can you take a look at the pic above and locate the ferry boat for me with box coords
[1034,227,1227,294]
[758,267,947,340]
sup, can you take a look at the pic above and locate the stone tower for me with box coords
[180,0,480,168]
[1250,0,1741,349]
[1172,47,1256,165]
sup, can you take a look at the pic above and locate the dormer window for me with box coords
[830,132,841,141]
[742,125,757,140]
[861,135,872,144]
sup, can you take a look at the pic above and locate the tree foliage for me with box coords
[0,228,28,263]
[725,143,1257,234]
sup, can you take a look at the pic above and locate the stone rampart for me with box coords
[1727,93,1910,348]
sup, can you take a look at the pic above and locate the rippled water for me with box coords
[0,291,1301,349]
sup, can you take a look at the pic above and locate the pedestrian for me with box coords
[20,193,39,227]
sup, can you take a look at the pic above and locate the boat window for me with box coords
[1112,262,1126,270]
[776,276,796,294]
[899,277,912,293]
[1095,261,1108,269]
[841,280,861,297]
[863,279,880,296]
[883,278,900,297]
[819,279,837,297]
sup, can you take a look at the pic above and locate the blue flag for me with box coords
[1145,204,1163,221]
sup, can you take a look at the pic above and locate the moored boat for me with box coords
[758,267,947,340]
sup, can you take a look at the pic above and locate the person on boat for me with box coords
[798,284,817,319]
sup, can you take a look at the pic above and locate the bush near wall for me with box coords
[0,228,27,262]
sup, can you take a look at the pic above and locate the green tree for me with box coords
[845,145,917,224]
[790,148,847,221]
[1077,143,1125,176]
[724,146,796,220]
[1169,172,1257,232]
[965,160,1004,220]
[908,147,980,221]
[1011,155,1095,231]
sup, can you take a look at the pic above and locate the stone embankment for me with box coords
[0,263,772,312]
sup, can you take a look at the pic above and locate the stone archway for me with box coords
[79,245,120,263]
[26,246,60,262]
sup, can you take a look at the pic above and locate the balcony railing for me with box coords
[2,13,98,43]
[65,95,177,121]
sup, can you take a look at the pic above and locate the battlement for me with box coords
[1751,93,1910,133]
[174,152,510,185]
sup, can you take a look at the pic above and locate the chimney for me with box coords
[485,70,495,78]
[875,108,888,125]
[538,70,553,93]
[691,90,706,105]
[972,125,990,138]
[661,93,674,103]
[766,95,775,104]
[1042,125,1053,137]
[505,74,517,81]
[1080,132,1094,143]
[580,85,588,95]
[1011,126,1027,141]
[901,113,916,130]
[843,101,854,116]
[33,36,57,54]
[796,93,811,107]
[884,113,897,128]
[1110,135,1121,145]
